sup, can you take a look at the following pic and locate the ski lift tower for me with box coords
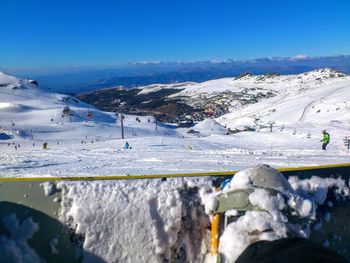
[343,136,350,150]
[120,114,125,139]
[267,121,275,132]
[117,103,127,139]
[254,118,260,132]
[63,106,73,122]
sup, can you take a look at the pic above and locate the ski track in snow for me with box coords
[299,84,350,122]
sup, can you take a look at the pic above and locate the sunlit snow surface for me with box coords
[1,69,350,177]
[1,130,350,177]
[0,102,11,109]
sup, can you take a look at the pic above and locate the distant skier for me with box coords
[124,142,130,150]
[320,130,330,150]
[43,142,48,150]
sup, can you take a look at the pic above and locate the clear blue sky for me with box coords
[1,0,350,68]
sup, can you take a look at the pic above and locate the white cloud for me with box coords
[290,54,309,61]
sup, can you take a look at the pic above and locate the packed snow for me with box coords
[200,165,350,262]
[57,178,211,263]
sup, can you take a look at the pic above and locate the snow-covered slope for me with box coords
[217,69,350,128]
[141,68,346,100]
[193,118,227,136]
[137,82,196,95]
[0,71,174,141]
[78,68,348,124]
[135,68,349,121]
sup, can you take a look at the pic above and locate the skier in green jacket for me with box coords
[321,130,330,150]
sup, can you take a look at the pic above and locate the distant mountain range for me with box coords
[76,68,348,125]
[5,55,350,94]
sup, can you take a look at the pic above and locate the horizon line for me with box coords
[2,53,349,72]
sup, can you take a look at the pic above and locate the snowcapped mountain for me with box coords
[217,68,350,129]
[2,68,348,138]
[0,71,170,141]
[142,68,345,98]
[0,71,109,140]
[78,68,348,125]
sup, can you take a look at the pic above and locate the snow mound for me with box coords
[193,118,227,136]
[200,165,350,262]
[288,176,350,205]
[58,179,210,263]
[223,164,293,192]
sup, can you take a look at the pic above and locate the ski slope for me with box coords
[1,70,350,177]
[218,81,350,128]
